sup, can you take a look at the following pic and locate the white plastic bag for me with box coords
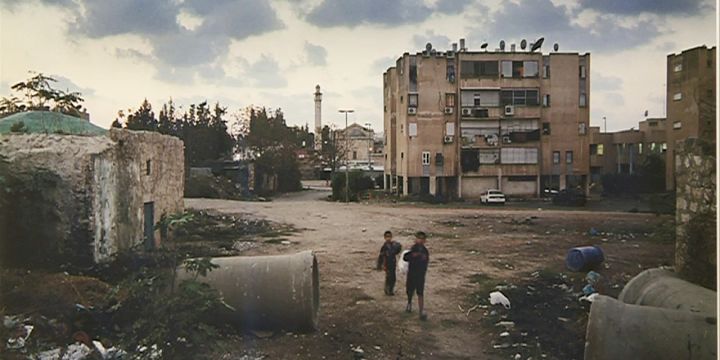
[398,250,409,275]
[489,291,511,309]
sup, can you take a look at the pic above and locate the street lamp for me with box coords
[339,109,354,202]
[365,122,372,169]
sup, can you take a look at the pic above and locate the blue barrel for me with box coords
[566,246,604,272]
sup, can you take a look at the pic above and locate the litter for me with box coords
[63,343,93,360]
[7,324,33,350]
[495,321,515,329]
[588,228,599,236]
[585,271,601,285]
[582,284,596,295]
[489,291,511,309]
[579,293,599,303]
[500,331,510,337]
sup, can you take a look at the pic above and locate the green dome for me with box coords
[0,111,107,136]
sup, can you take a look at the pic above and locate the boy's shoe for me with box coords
[405,304,412,313]
[419,313,428,321]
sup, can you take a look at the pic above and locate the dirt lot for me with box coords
[187,189,674,360]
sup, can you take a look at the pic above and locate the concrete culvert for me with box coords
[584,295,717,360]
[618,268,716,314]
[177,250,319,331]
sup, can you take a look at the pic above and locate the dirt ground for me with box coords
[186,188,674,360]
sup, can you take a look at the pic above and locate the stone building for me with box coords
[0,111,184,266]
[383,39,591,199]
[335,123,376,168]
[665,45,716,190]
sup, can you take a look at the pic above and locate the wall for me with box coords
[461,176,497,198]
[674,138,716,289]
[102,129,184,261]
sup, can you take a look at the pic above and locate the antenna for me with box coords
[553,43,559,52]
[425,43,432,52]
[520,39,527,50]
[499,40,505,51]
[530,37,544,52]
[480,42,488,50]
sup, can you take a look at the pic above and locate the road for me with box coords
[186,189,673,359]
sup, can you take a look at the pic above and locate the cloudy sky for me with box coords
[0,0,716,132]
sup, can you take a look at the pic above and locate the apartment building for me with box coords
[665,45,716,190]
[383,40,590,199]
[588,117,667,186]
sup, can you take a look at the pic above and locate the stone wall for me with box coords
[674,138,716,289]
[0,130,184,265]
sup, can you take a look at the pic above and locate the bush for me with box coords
[331,170,374,202]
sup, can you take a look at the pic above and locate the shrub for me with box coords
[331,170,374,202]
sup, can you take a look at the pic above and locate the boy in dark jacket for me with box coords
[404,231,429,320]
[377,230,402,295]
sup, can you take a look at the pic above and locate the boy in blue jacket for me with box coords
[404,231,429,320]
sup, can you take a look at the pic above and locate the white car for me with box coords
[480,189,506,205]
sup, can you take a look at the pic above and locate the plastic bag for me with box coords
[489,291,511,309]
[398,250,409,275]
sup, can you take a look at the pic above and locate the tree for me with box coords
[320,125,347,173]
[1,72,85,118]
[125,99,158,131]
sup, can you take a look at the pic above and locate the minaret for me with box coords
[314,84,322,151]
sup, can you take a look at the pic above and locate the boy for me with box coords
[404,231,429,320]
[376,230,402,295]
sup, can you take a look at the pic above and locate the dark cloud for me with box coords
[182,0,283,39]
[242,55,288,88]
[304,42,328,66]
[72,0,179,37]
[579,0,712,15]
[149,30,231,67]
[472,0,661,53]
[305,0,462,27]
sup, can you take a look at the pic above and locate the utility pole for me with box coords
[365,122,372,170]
[339,109,354,202]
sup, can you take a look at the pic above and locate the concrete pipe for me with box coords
[177,250,319,331]
[584,295,717,360]
[618,268,716,314]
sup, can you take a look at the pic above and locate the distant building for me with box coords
[0,111,184,266]
[665,45,716,190]
[588,117,667,189]
[383,39,591,199]
[335,123,378,168]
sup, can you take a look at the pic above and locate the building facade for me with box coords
[588,117,667,189]
[383,40,591,199]
[336,123,377,167]
[665,45,716,191]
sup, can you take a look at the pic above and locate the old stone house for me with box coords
[0,111,184,266]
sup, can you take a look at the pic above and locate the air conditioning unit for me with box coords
[408,107,417,115]
[444,107,454,115]
[502,135,512,144]
[461,108,472,116]
[504,105,515,116]
[444,135,454,143]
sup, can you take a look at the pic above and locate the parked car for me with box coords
[551,189,587,206]
[480,189,506,205]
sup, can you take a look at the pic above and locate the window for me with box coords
[409,123,418,136]
[579,65,586,78]
[501,61,513,77]
[501,148,538,164]
[590,144,598,155]
[579,93,587,107]
[421,151,431,165]
[543,65,550,78]
[578,123,587,135]
[408,94,418,107]
[352,151,357,160]
[461,61,499,78]
[146,160,152,175]
[543,94,551,107]
[523,61,539,77]
[673,121,682,129]
[674,64,683,72]
[401,152,404,159]
[638,143,643,154]
[542,122,551,135]
[462,90,500,107]
[673,92,682,101]
[445,122,455,136]
[661,143,667,152]
[409,56,417,92]
[501,89,539,106]
[445,93,456,107]
[566,151,573,164]
[447,62,456,82]
[597,144,604,155]
[552,151,560,164]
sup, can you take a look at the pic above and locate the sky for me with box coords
[0,0,717,133]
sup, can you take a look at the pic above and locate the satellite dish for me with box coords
[425,43,432,51]
[520,39,527,50]
[553,43,559,52]
[480,43,488,49]
[530,37,544,52]
[499,40,505,50]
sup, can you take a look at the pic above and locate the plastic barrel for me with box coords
[566,246,604,272]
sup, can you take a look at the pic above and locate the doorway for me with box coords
[143,202,155,250]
